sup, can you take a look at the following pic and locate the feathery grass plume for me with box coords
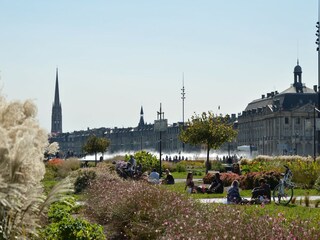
[0,94,72,239]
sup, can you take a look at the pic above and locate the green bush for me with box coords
[314,175,320,192]
[125,151,159,172]
[38,198,105,240]
[48,198,78,223]
[39,215,105,240]
[175,162,187,172]
[210,160,225,172]
[39,215,106,240]
[74,169,97,194]
[162,161,177,172]
[44,163,59,180]
[287,160,320,188]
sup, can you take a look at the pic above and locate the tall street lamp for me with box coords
[316,1,320,156]
[155,103,167,177]
[181,74,186,152]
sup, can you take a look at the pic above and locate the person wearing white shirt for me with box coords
[148,168,160,184]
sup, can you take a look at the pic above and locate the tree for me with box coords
[179,112,237,173]
[82,135,110,166]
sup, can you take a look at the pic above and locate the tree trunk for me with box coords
[95,152,97,167]
[206,146,210,174]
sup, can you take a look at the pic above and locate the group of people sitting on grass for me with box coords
[147,168,175,185]
[227,178,271,204]
[185,172,224,194]
[185,172,271,204]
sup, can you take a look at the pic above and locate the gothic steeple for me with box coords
[51,68,62,134]
[138,106,145,128]
[54,68,60,105]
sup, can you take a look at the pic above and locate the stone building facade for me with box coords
[49,106,237,158]
[49,116,199,157]
[48,68,237,158]
[237,62,318,156]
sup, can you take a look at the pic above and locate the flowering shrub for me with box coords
[220,172,241,186]
[201,170,281,190]
[240,156,320,188]
[83,169,320,239]
[202,172,214,184]
[202,172,240,186]
[239,171,281,190]
[48,158,64,166]
[45,158,81,180]
[57,158,81,178]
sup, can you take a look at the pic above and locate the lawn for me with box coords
[160,181,320,199]
[170,171,205,179]
[235,203,320,228]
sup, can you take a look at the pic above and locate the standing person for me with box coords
[148,168,160,184]
[206,172,224,194]
[128,155,137,170]
[227,180,242,204]
[185,172,195,193]
[162,169,175,184]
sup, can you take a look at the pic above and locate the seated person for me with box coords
[125,162,133,177]
[232,163,241,175]
[148,168,160,184]
[162,169,175,184]
[227,180,242,204]
[135,163,142,175]
[251,178,271,203]
[185,172,195,193]
[199,173,224,194]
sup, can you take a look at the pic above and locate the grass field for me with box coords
[160,182,320,199]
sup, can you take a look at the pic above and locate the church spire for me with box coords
[138,106,145,128]
[54,68,60,105]
[51,68,62,134]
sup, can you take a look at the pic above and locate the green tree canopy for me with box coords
[82,135,110,166]
[179,112,237,173]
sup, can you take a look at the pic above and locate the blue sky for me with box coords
[0,1,318,132]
